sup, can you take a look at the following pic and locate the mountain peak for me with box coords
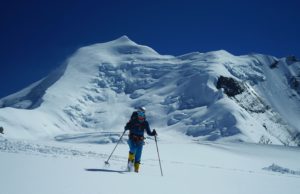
[113,35,135,44]
[1,37,300,146]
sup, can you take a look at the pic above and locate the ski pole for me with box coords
[154,135,163,176]
[105,130,126,165]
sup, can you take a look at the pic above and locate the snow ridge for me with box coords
[0,36,300,146]
[263,163,300,176]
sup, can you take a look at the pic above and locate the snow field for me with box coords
[1,134,300,194]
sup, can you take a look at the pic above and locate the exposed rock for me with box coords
[216,76,245,97]
[270,60,279,69]
[290,76,300,92]
[286,55,299,65]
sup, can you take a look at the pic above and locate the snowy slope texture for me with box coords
[0,36,300,146]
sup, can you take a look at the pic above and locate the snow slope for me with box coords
[1,36,300,194]
[1,134,300,194]
[0,36,300,146]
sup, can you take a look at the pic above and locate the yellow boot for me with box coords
[134,162,140,173]
[128,152,135,162]
[127,152,135,171]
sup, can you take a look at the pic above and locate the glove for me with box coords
[152,129,157,136]
[124,125,129,131]
[124,121,131,131]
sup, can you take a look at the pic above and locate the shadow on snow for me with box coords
[85,168,127,174]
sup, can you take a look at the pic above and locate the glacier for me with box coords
[0,35,300,146]
[1,36,300,194]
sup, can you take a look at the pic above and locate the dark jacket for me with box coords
[125,111,155,137]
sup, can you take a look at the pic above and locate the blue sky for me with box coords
[0,0,299,98]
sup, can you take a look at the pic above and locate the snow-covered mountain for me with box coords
[1,36,300,194]
[1,36,300,146]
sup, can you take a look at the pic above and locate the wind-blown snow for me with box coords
[263,163,300,176]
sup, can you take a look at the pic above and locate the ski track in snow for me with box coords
[0,137,108,159]
[1,136,300,180]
